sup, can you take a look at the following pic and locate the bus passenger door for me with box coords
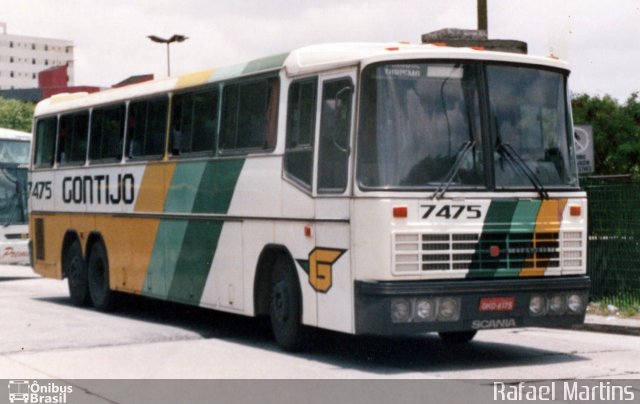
[313,71,356,334]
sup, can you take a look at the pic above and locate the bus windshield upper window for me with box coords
[357,61,577,191]
[487,65,578,189]
[357,62,484,190]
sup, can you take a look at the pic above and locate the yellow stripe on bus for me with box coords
[176,69,215,89]
[96,216,161,294]
[520,199,567,277]
[134,162,177,213]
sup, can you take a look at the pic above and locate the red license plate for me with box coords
[479,297,515,312]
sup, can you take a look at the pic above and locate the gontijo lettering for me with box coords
[62,173,135,205]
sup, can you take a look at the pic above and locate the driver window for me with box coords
[318,78,353,193]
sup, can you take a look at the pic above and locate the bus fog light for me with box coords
[414,298,436,322]
[549,294,566,314]
[437,297,460,321]
[567,294,586,314]
[390,298,412,323]
[529,295,547,316]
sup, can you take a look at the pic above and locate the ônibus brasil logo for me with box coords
[8,380,73,403]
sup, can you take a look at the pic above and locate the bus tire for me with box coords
[87,241,115,312]
[269,255,306,351]
[438,330,478,344]
[64,239,90,307]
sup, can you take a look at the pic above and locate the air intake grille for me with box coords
[35,218,45,260]
[393,231,576,274]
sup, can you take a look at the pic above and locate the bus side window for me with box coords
[58,111,89,165]
[90,104,125,162]
[318,78,353,193]
[127,97,168,159]
[170,88,218,156]
[34,117,57,168]
[220,76,278,153]
[191,89,218,153]
[284,78,317,190]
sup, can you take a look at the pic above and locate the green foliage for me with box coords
[572,92,640,177]
[0,97,34,132]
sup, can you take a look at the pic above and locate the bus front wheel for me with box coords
[64,239,90,307]
[269,255,306,351]
[438,330,478,344]
[87,241,115,312]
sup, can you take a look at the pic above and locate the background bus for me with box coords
[0,128,30,265]
[29,35,589,351]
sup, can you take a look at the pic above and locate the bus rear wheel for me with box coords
[87,241,115,312]
[64,239,90,307]
[269,255,306,351]
[438,330,478,344]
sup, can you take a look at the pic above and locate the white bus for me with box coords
[0,128,30,265]
[30,37,589,350]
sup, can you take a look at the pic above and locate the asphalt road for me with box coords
[1,265,639,380]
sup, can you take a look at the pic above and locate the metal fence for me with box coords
[582,177,640,303]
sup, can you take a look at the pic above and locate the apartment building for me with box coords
[0,22,74,90]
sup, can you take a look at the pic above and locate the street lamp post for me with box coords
[147,34,188,77]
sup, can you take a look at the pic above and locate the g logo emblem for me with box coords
[305,248,346,293]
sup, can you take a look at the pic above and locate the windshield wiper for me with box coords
[496,140,549,199]
[431,140,476,200]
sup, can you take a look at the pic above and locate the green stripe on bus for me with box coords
[467,200,518,278]
[167,220,223,303]
[164,161,207,213]
[242,53,289,75]
[142,220,189,299]
[192,159,245,214]
[143,158,246,303]
[494,200,541,277]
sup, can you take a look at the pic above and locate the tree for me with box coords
[0,97,34,132]
[572,92,640,177]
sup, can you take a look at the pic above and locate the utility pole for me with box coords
[477,0,488,33]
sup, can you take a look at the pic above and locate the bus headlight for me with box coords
[390,298,412,323]
[529,295,547,316]
[567,294,586,314]
[438,297,460,321]
[549,294,566,315]
[414,298,436,322]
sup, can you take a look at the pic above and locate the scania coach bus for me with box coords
[29,34,589,350]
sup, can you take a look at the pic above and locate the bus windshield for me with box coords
[0,139,30,164]
[357,61,578,191]
[0,140,29,226]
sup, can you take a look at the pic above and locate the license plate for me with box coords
[479,297,515,312]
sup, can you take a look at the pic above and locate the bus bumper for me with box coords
[354,276,590,336]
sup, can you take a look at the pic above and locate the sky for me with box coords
[3,0,639,102]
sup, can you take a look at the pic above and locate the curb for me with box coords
[568,316,640,336]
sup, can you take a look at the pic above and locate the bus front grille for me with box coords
[393,231,583,275]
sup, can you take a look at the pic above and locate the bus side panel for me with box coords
[314,221,352,334]
[95,215,160,294]
[30,170,60,277]
[30,213,69,279]
[200,221,243,311]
